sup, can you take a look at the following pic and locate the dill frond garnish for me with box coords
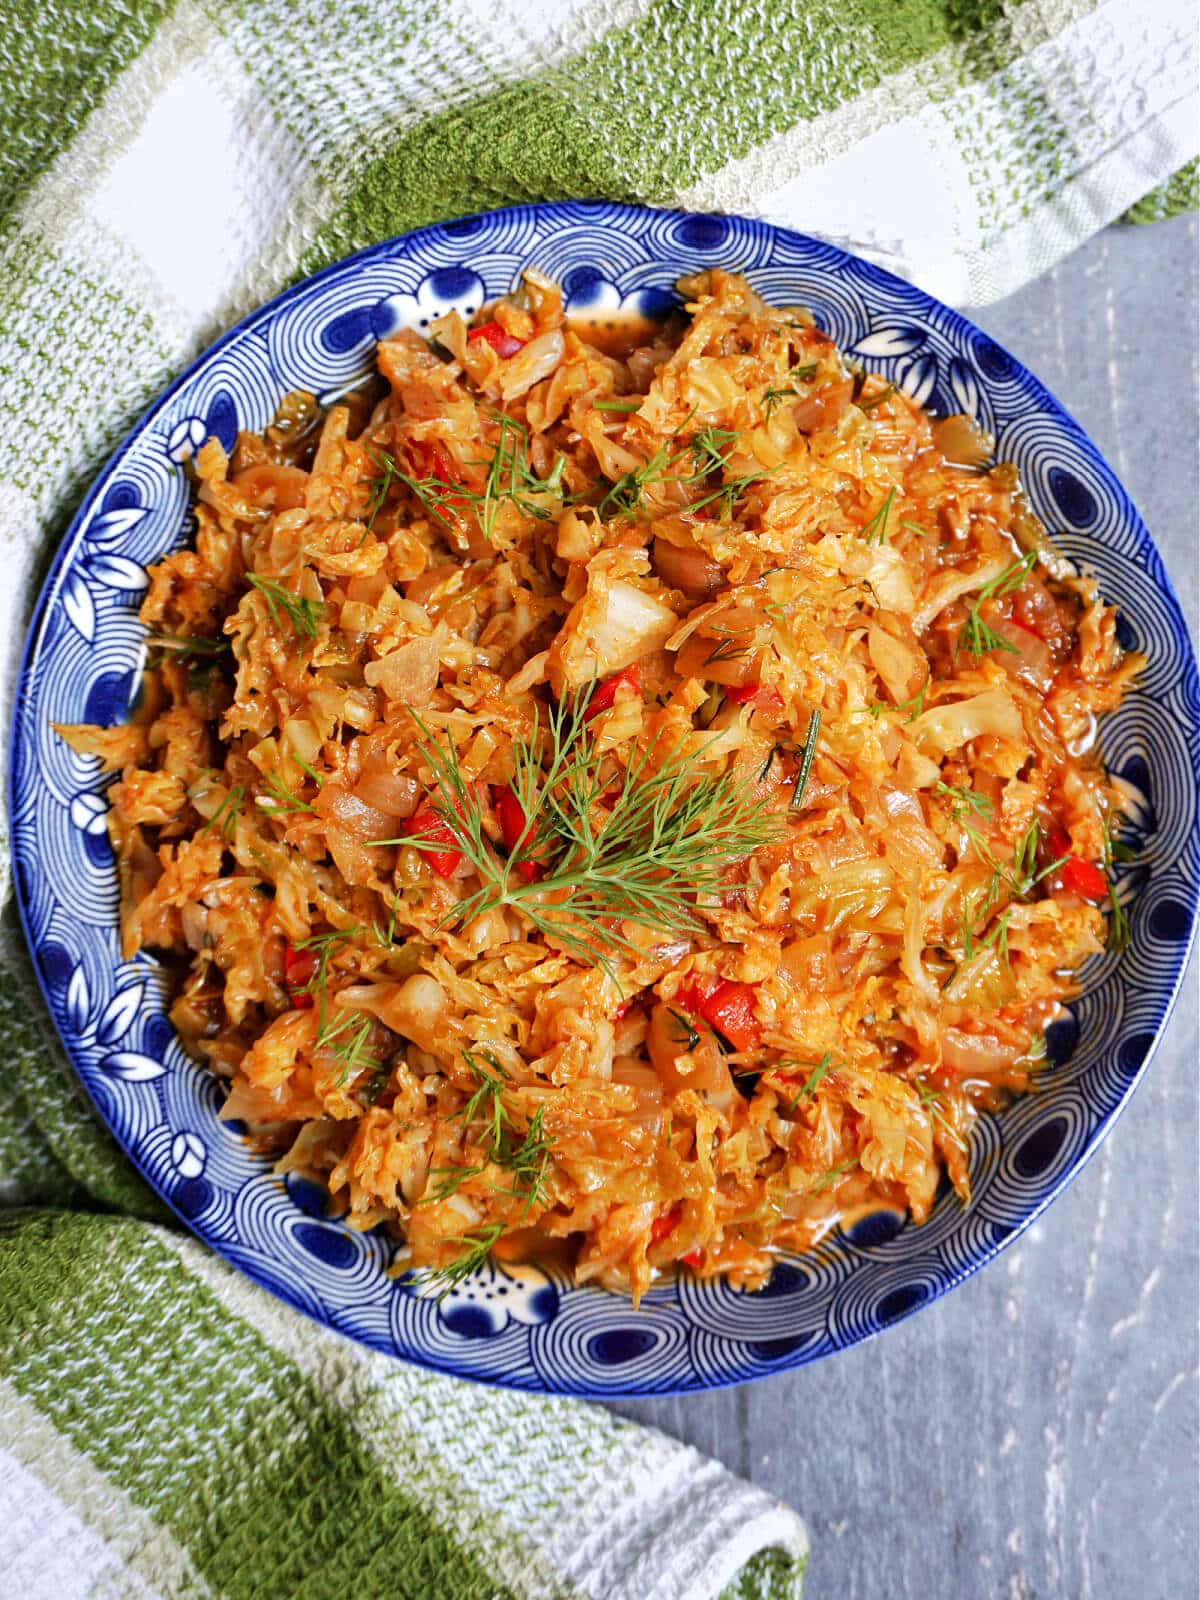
[900,519,929,539]
[782,1050,835,1109]
[257,771,315,815]
[365,446,398,532]
[857,382,896,413]
[1100,811,1133,953]
[381,693,786,975]
[762,362,819,419]
[953,818,1068,968]
[862,487,896,546]
[321,1010,380,1088]
[811,1156,857,1193]
[410,1224,506,1296]
[955,550,1037,660]
[593,398,641,412]
[202,785,244,842]
[146,633,230,658]
[246,574,324,641]
[935,781,993,821]
[291,926,359,1032]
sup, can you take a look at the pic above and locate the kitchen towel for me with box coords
[1,2,1196,1595]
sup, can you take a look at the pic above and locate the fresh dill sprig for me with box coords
[1100,811,1133,953]
[935,781,993,821]
[257,771,315,815]
[862,488,896,546]
[291,926,359,1032]
[857,382,896,413]
[791,708,822,808]
[202,784,244,842]
[868,676,929,724]
[593,398,642,412]
[955,550,1037,660]
[321,1010,380,1088]
[418,1163,486,1206]
[409,1224,506,1298]
[146,633,230,658]
[915,1082,966,1148]
[364,447,398,535]
[783,1051,835,1109]
[762,361,819,419]
[477,413,565,540]
[381,695,787,976]
[954,818,1067,968]
[900,519,929,539]
[246,574,324,641]
[371,892,402,948]
[811,1157,857,1193]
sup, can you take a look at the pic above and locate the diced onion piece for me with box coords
[363,633,441,702]
[550,574,677,690]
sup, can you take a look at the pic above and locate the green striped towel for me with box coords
[0,2,1195,1595]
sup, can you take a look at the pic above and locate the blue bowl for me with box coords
[10,203,1199,1396]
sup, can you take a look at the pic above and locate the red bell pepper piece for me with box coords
[583,664,641,722]
[1060,856,1108,902]
[467,320,525,359]
[650,1206,682,1244]
[494,785,543,883]
[681,977,762,1052]
[409,803,462,878]
[680,1249,704,1269]
[407,438,465,492]
[724,681,784,714]
[284,940,317,1008]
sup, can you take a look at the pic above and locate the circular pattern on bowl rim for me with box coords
[9,202,1198,1396]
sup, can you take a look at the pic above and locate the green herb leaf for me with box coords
[246,574,324,641]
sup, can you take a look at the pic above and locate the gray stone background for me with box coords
[612,213,1200,1600]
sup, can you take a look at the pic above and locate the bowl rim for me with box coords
[9,200,1200,1396]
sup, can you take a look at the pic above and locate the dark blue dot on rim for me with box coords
[205,391,238,453]
[1118,1031,1155,1077]
[294,1221,357,1269]
[285,1175,329,1219]
[846,1209,906,1249]
[990,1221,1015,1244]
[629,286,681,319]
[748,1334,813,1361]
[972,335,1014,381]
[1122,753,1152,795]
[369,300,398,339]
[529,1285,558,1321]
[563,265,608,302]
[427,266,480,298]
[83,830,113,869]
[587,1327,657,1365]
[100,480,140,513]
[1045,1011,1079,1065]
[1013,1116,1068,1178]
[441,216,485,238]
[320,306,372,353]
[677,214,727,249]
[758,1262,804,1298]
[38,941,74,992]
[85,669,137,727]
[1047,465,1098,528]
[442,1304,495,1339]
[1114,610,1139,652]
[175,1177,211,1218]
[1149,898,1192,942]
[144,1015,175,1059]
[877,1283,927,1324]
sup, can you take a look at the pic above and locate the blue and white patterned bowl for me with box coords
[10,204,1199,1396]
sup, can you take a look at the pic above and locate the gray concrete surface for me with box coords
[611,214,1200,1600]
